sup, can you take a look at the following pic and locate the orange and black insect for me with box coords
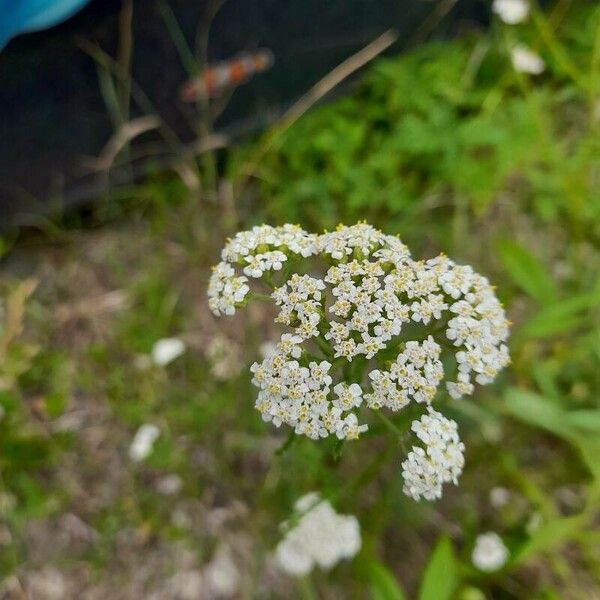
[180,48,274,102]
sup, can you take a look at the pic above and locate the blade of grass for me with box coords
[232,29,398,197]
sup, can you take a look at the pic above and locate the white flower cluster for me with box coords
[222,224,318,264]
[401,409,465,501]
[472,532,509,572]
[251,341,367,440]
[208,225,318,315]
[209,223,510,500]
[510,44,545,75]
[317,222,402,260]
[207,262,250,316]
[492,0,529,24]
[273,273,325,339]
[365,337,443,410]
[275,493,361,576]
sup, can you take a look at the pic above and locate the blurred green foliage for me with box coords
[233,3,600,248]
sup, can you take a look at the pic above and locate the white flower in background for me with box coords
[402,409,465,501]
[209,223,511,500]
[206,334,242,380]
[24,568,66,600]
[129,424,160,461]
[275,493,361,576]
[492,0,529,24]
[152,337,186,366]
[156,473,183,495]
[489,486,511,508]
[511,44,545,74]
[165,570,203,600]
[204,546,240,598]
[472,532,509,572]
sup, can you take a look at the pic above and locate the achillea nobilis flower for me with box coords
[209,224,510,500]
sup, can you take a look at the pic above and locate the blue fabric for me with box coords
[0,0,91,49]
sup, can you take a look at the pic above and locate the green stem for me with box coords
[314,335,334,360]
[530,3,588,92]
[299,576,318,600]
[371,409,403,441]
[262,272,277,290]
[157,1,198,77]
[588,5,600,127]
[503,29,585,233]
[343,439,398,499]
[252,292,273,302]
[276,431,298,455]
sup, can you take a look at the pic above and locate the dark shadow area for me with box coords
[0,0,485,226]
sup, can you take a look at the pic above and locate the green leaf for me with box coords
[418,536,458,600]
[565,410,600,433]
[503,392,600,561]
[514,514,587,564]
[496,240,556,305]
[575,441,600,479]
[518,293,594,339]
[45,392,66,418]
[367,560,407,600]
[503,389,574,440]
[503,388,600,478]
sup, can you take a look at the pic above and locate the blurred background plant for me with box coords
[0,0,599,598]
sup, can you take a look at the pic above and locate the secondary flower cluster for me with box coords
[275,493,361,576]
[365,337,443,410]
[208,223,510,500]
[401,409,465,501]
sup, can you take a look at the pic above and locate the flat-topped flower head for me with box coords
[208,223,510,500]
